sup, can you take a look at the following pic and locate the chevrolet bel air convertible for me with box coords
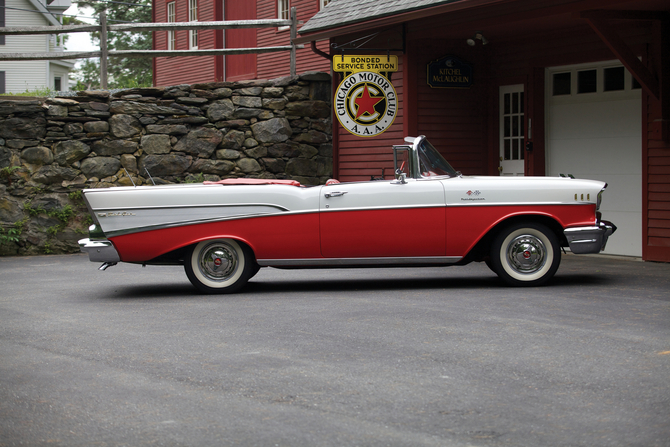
[79,136,616,293]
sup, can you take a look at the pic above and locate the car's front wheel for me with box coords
[490,222,561,286]
[184,239,256,294]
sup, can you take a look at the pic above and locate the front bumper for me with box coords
[78,238,121,263]
[564,220,617,254]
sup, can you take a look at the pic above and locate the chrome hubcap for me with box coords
[507,234,546,273]
[199,243,238,281]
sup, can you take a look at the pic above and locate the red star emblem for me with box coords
[354,84,384,119]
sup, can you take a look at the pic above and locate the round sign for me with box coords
[334,71,397,137]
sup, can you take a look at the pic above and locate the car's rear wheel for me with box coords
[184,239,256,294]
[490,222,561,286]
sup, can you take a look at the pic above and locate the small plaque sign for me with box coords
[427,55,473,88]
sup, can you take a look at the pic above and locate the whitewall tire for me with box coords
[184,239,256,294]
[490,223,561,286]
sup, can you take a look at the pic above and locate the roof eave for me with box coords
[294,0,511,45]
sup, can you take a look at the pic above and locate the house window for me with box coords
[189,0,198,49]
[54,77,61,91]
[0,72,5,94]
[167,2,176,50]
[278,0,289,20]
[319,0,331,9]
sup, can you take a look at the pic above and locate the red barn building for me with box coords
[293,0,669,261]
[152,0,331,86]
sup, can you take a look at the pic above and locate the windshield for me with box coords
[417,139,458,178]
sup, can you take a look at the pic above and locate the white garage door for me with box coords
[546,62,642,257]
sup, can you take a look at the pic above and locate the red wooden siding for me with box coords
[224,0,257,81]
[154,0,218,87]
[256,0,330,79]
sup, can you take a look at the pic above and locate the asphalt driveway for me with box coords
[0,253,668,446]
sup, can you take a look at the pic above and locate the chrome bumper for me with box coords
[78,238,121,263]
[564,220,617,254]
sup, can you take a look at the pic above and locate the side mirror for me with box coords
[394,169,407,184]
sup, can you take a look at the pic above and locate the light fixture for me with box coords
[467,32,488,46]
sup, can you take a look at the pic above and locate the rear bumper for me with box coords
[78,238,121,263]
[564,220,617,254]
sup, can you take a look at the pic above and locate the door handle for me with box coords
[325,191,347,198]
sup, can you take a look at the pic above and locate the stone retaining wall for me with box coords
[0,72,333,256]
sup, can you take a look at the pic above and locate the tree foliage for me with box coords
[73,0,153,89]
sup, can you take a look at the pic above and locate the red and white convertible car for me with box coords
[80,136,615,293]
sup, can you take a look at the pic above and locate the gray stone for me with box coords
[261,158,286,174]
[173,128,224,158]
[110,101,181,115]
[213,87,233,98]
[220,130,245,150]
[6,139,39,149]
[176,97,208,105]
[89,102,110,111]
[286,158,318,176]
[0,147,14,168]
[0,196,23,222]
[216,149,241,160]
[268,143,300,158]
[318,143,333,157]
[21,146,53,166]
[285,101,331,119]
[0,117,46,139]
[233,108,262,119]
[284,85,310,101]
[109,114,143,138]
[262,87,284,98]
[238,87,263,96]
[262,97,288,110]
[92,139,138,156]
[251,118,292,144]
[294,130,329,144]
[120,154,138,173]
[206,99,234,121]
[232,96,262,108]
[84,121,109,133]
[316,156,333,177]
[141,134,171,155]
[53,140,91,166]
[47,105,68,117]
[189,159,235,175]
[80,157,122,179]
[146,124,189,135]
[237,158,262,173]
[243,138,259,149]
[140,154,192,177]
[32,165,79,184]
[297,144,319,159]
[63,122,84,135]
[244,146,267,159]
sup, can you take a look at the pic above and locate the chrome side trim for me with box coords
[257,256,462,267]
[79,238,121,263]
[91,202,291,213]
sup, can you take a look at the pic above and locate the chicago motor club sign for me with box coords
[332,56,399,138]
[334,71,398,138]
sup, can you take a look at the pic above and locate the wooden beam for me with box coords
[578,9,670,21]
[583,17,659,100]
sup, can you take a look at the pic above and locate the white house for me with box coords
[0,0,73,93]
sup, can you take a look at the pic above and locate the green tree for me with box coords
[74,0,153,89]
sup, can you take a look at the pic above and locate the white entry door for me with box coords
[546,62,642,256]
[499,84,525,176]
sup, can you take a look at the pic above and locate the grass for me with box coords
[0,87,55,97]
